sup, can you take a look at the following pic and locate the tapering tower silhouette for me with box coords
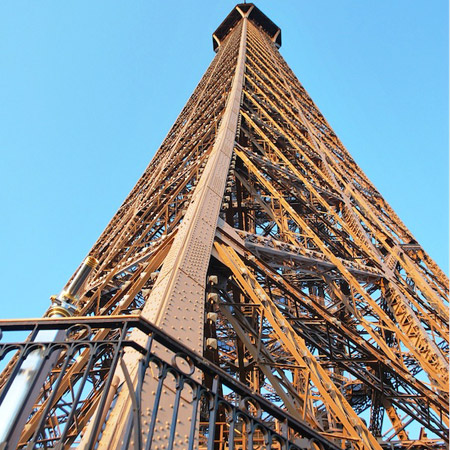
[0,4,447,450]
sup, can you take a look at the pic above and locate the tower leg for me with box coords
[82,14,250,449]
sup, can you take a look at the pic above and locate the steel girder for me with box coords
[0,4,447,450]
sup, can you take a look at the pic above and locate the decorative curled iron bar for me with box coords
[0,316,342,450]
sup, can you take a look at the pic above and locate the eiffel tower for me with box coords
[0,4,447,450]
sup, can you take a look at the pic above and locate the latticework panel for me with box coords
[0,4,447,450]
[206,17,448,448]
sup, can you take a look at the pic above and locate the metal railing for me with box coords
[0,316,340,450]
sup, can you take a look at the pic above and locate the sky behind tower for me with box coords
[0,1,448,319]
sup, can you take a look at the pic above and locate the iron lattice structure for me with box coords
[0,4,448,450]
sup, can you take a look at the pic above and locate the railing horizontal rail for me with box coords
[0,316,357,450]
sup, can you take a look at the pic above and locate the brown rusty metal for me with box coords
[0,4,447,450]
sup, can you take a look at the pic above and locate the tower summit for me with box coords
[213,3,281,51]
[0,4,448,450]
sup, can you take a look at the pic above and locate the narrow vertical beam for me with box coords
[137,13,249,354]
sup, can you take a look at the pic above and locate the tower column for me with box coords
[86,9,250,450]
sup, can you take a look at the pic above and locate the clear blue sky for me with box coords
[0,1,448,319]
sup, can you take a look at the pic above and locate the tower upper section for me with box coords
[213,3,281,51]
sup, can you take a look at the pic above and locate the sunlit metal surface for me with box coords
[0,3,447,450]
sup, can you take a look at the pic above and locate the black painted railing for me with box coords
[0,316,340,450]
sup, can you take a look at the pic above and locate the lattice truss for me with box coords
[1,4,447,450]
